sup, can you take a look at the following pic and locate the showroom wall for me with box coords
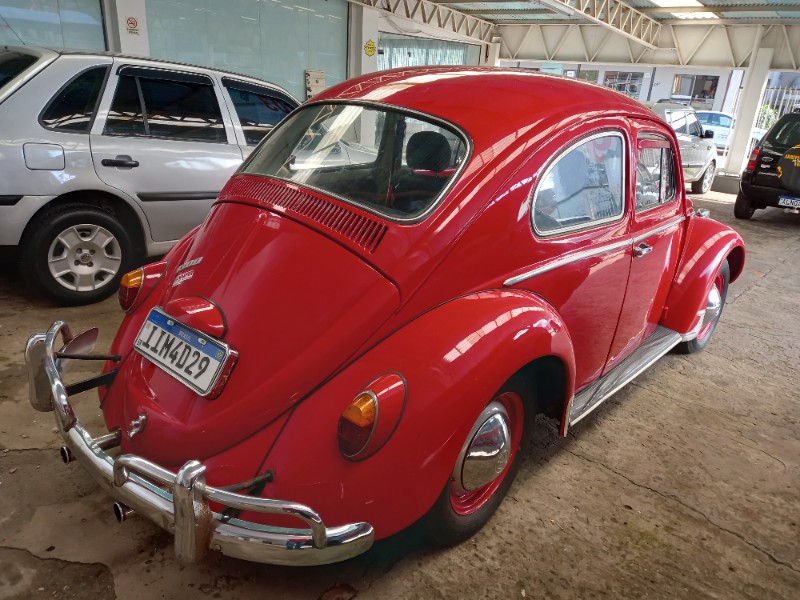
[0,0,105,50]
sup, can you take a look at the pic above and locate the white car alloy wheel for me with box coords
[47,223,123,291]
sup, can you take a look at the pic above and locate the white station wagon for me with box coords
[0,46,297,305]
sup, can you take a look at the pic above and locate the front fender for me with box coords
[247,289,575,539]
[661,215,745,335]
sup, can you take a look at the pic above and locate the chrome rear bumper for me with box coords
[24,321,374,566]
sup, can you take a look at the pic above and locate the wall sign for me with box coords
[364,40,376,57]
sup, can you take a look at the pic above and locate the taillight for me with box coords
[746,149,760,172]
[337,373,406,460]
[118,260,167,312]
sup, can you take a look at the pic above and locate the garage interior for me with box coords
[1,1,799,599]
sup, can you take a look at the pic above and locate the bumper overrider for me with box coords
[24,321,374,566]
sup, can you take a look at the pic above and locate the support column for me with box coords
[111,0,150,57]
[725,44,774,176]
[481,40,501,66]
[348,5,379,79]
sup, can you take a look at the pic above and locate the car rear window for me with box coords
[241,103,468,220]
[40,66,108,132]
[765,115,800,148]
[0,51,38,92]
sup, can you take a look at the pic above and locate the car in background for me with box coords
[735,112,800,219]
[25,67,745,567]
[696,110,766,152]
[645,101,717,194]
[0,46,298,305]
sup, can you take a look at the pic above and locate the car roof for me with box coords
[2,44,296,100]
[313,67,660,150]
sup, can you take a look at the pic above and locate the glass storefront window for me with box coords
[0,0,104,50]
[603,71,644,98]
[145,0,348,101]
[672,74,719,110]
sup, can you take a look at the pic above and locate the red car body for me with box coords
[26,67,745,566]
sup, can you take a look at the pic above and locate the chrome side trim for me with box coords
[504,238,630,286]
[505,215,686,287]
[25,321,375,566]
[569,326,682,426]
[632,215,685,244]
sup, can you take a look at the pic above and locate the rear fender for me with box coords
[661,216,745,335]
[248,289,575,538]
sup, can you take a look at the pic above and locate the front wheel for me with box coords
[691,161,716,194]
[19,204,135,306]
[676,260,730,354]
[423,378,530,546]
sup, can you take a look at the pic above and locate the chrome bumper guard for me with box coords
[25,321,374,566]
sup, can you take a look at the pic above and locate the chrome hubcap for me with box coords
[455,402,511,493]
[700,284,722,332]
[47,224,122,292]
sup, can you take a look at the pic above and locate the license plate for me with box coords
[778,196,800,208]
[134,308,230,396]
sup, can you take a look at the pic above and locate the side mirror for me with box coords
[704,130,714,139]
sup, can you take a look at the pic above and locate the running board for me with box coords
[569,326,682,426]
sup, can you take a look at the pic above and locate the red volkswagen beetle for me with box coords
[25,67,745,566]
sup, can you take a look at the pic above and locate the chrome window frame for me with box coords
[530,130,627,238]
[634,133,679,214]
[239,99,473,225]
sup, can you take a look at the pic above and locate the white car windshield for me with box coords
[241,103,468,219]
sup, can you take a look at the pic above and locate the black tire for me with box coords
[691,161,716,194]
[676,260,730,354]
[19,204,135,306]
[423,377,532,546]
[733,192,756,220]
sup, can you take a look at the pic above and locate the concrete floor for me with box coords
[0,192,798,600]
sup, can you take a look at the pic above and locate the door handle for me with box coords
[101,155,139,168]
[634,242,653,258]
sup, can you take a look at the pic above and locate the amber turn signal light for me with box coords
[118,261,167,313]
[337,392,378,458]
[337,373,407,461]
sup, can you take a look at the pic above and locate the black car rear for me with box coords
[735,112,800,219]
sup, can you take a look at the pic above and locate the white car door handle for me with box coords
[634,242,653,258]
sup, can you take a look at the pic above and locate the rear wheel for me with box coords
[423,378,530,546]
[733,192,756,220]
[676,260,730,354]
[691,161,716,194]
[19,204,134,305]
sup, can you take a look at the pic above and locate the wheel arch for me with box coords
[661,216,745,335]
[252,289,577,539]
[19,189,147,257]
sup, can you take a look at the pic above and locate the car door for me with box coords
[520,127,631,392]
[90,62,244,243]
[604,127,684,373]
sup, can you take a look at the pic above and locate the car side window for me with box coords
[669,111,688,134]
[223,79,296,145]
[532,132,625,235]
[40,66,108,132]
[105,73,226,143]
[686,112,702,137]
[635,135,677,212]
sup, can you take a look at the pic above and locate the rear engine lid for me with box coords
[117,198,400,464]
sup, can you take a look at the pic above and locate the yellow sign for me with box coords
[364,40,376,57]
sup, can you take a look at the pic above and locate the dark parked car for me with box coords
[735,112,800,219]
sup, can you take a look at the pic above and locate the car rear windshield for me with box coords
[241,103,468,220]
[0,51,38,93]
[764,114,800,148]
